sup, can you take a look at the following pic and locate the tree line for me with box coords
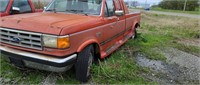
[158,0,199,11]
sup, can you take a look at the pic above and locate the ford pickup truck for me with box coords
[0,0,140,82]
[0,0,43,17]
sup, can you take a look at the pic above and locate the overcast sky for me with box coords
[124,0,162,5]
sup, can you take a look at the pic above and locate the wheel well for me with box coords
[135,23,140,28]
[92,43,101,60]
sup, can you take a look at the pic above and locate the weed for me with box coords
[91,51,151,84]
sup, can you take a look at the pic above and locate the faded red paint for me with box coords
[0,0,141,59]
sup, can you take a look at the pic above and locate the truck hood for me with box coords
[0,12,101,35]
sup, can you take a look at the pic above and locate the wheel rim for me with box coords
[131,28,137,39]
[87,52,93,77]
[131,34,135,39]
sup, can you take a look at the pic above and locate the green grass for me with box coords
[0,52,153,84]
[1,13,199,84]
[140,13,200,56]
[151,7,200,15]
[0,56,46,84]
[91,51,153,84]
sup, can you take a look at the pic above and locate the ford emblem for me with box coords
[11,37,22,43]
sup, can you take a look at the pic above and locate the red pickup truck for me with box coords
[0,0,140,82]
[0,0,43,17]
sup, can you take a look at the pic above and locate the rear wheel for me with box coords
[75,45,94,83]
[131,27,137,39]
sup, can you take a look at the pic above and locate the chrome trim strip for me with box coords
[0,46,77,63]
[42,34,69,38]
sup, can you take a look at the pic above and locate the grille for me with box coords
[0,28,43,50]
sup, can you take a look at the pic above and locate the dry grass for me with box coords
[141,13,200,39]
[139,12,200,57]
[141,13,199,28]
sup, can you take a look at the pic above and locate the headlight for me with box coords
[42,34,70,49]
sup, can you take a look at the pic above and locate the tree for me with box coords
[158,0,199,11]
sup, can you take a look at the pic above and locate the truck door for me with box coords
[113,0,126,36]
[101,0,125,45]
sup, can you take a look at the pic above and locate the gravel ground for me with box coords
[135,47,200,84]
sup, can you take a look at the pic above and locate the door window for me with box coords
[115,0,122,10]
[105,0,115,17]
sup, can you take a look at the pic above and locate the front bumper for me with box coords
[0,45,77,72]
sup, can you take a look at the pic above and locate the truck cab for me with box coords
[0,0,43,17]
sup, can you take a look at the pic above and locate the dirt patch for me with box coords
[135,47,200,84]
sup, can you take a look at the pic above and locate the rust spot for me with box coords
[17,20,21,23]
[57,27,61,29]
[50,26,54,28]
[1,19,5,22]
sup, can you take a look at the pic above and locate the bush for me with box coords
[158,0,199,11]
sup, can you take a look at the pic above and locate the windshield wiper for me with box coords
[66,9,88,16]
[66,9,83,13]
[45,9,57,13]
[45,9,54,11]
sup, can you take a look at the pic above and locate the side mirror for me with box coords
[44,7,47,10]
[115,10,124,16]
[11,7,20,14]
[12,7,20,11]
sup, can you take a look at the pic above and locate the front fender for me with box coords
[77,39,99,52]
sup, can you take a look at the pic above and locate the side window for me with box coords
[106,0,115,17]
[115,0,122,10]
[13,0,32,13]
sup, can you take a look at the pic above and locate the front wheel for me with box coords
[75,45,94,83]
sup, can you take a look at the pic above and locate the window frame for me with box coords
[104,2,109,17]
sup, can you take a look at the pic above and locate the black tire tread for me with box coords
[75,45,93,82]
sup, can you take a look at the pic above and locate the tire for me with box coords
[131,27,138,39]
[75,45,94,83]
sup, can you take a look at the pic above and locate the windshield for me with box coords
[46,0,102,15]
[0,0,9,12]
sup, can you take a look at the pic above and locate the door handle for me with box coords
[108,17,114,20]
[117,17,120,21]
[107,16,118,20]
